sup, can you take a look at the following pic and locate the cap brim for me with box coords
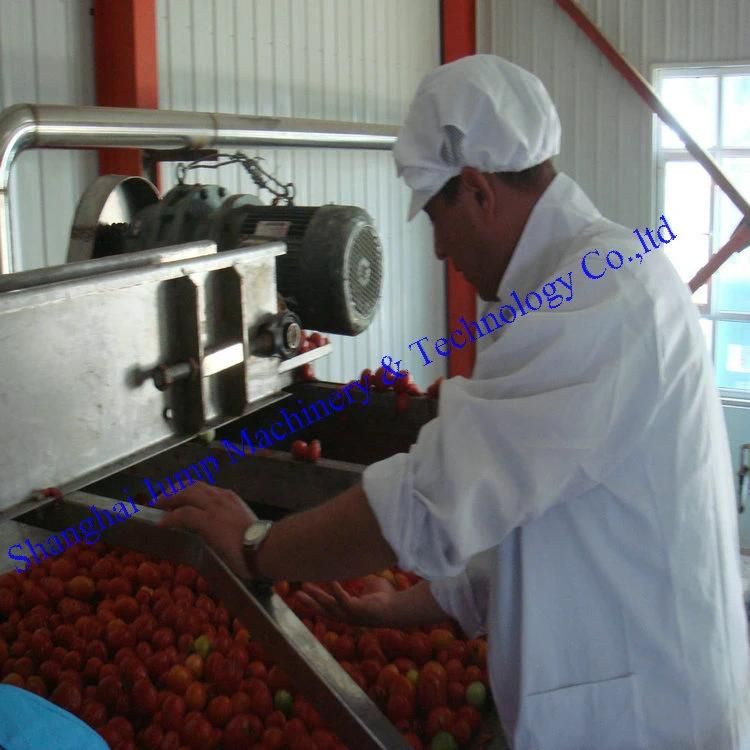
[407,189,434,221]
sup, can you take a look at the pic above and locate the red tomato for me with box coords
[80,699,107,728]
[305,440,322,462]
[425,706,456,738]
[66,576,95,601]
[139,724,164,750]
[395,391,410,413]
[49,559,77,581]
[451,717,472,745]
[456,704,482,731]
[185,681,208,711]
[403,731,424,750]
[164,664,192,694]
[136,562,161,587]
[24,674,47,697]
[132,677,159,714]
[152,626,175,650]
[266,665,291,692]
[224,714,263,750]
[162,694,186,731]
[245,677,273,717]
[184,653,204,679]
[417,674,447,713]
[206,695,233,727]
[290,440,308,460]
[51,681,82,714]
[386,692,415,723]
[407,632,433,665]
[447,681,465,708]
[262,727,285,750]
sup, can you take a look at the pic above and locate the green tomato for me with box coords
[274,688,294,717]
[465,680,487,710]
[192,634,213,659]
[406,669,419,686]
[431,731,458,750]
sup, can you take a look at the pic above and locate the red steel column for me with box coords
[93,0,158,176]
[440,0,477,378]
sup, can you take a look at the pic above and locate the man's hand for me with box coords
[296,576,398,627]
[156,482,257,579]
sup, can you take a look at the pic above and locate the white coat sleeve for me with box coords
[363,278,663,579]
[429,549,494,638]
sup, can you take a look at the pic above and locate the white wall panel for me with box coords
[157,0,443,388]
[0,0,97,271]
[479,0,750,546]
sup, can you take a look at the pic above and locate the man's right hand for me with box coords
[296,575,398,627]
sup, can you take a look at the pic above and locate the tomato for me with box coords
[404,731,424,750]
[193,634,213,659]
[80,699,107,728]
[181,711,214,750]
[465,639,487,668]
[164,664,192,694]
[376,664,401,690]
[378,629,409,659]
[108,716,135,740]
[106,576,133,597]
[139,724,164,750]
[465,680,487,710]
[25,674,47,697]
[39,577,65,602]
[444,659,464,684]
[463,665,482,685]
[131,676,159,714]
[39,659,61,686]
[417,674,447,713]
[202,694,230,727]
[386,692,415,723]
[224,714,263,750]
[136,562,161,587]
[456,704,481,732]
[407,632,433,665]
[305,440,322,462]
[425,707,455,738]
[152,626,175,650]
[51,681,82,714]
[162,694,186,730]
[262,727,284,750]
[66,575,95,601]
[267,665,291,692]
[290,440,308,460]
[430,731,458,750]
[273,688,293,717]
[395,391,410,413]
[97,674,123,709]
[185,681,208,711]
[447,681,465,708]
[429,628,454,652]
[240,677,271,718]
[49,559,77,581]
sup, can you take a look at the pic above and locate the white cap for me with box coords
[394,54,561,220]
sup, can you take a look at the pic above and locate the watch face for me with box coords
[243,522,270,546]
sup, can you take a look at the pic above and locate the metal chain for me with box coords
[175,151,295,205]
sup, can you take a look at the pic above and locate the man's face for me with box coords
[423,173,519,301]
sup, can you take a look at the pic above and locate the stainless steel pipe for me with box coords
[0,104,399,274]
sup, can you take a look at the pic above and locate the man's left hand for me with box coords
[155,482,256,579]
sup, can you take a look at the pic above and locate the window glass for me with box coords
[714,321,750,391]
[663,161,710,304]
[714,158,750,313]
[660,76,718,149]
[722,75,750,148]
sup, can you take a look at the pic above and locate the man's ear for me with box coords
[460,166,495,218]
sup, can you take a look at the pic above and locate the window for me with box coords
[654,65,750,400]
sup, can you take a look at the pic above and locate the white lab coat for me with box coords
[363,173,750,749]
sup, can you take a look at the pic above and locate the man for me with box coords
[159,55,750,749]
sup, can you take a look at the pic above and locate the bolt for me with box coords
[163,407,174,421]
[284,321,302,351]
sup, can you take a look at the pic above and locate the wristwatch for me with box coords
[241,520,274,582]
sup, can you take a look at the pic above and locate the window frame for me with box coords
[652,62,750,404]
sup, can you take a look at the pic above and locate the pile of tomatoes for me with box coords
[0,545,490,750]
[276,570,491,750]
[0,544,348,750]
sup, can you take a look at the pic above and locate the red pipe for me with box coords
[93,0,158,178]
[441,0,477,378]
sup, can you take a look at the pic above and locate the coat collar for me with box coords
[494,173,603,304]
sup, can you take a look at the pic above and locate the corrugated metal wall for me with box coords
[0,0,97,271]
[478,0,750,229]
[156,0,444,388]
[478,0,750,547]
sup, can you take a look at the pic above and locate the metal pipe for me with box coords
[0,103,399,274]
